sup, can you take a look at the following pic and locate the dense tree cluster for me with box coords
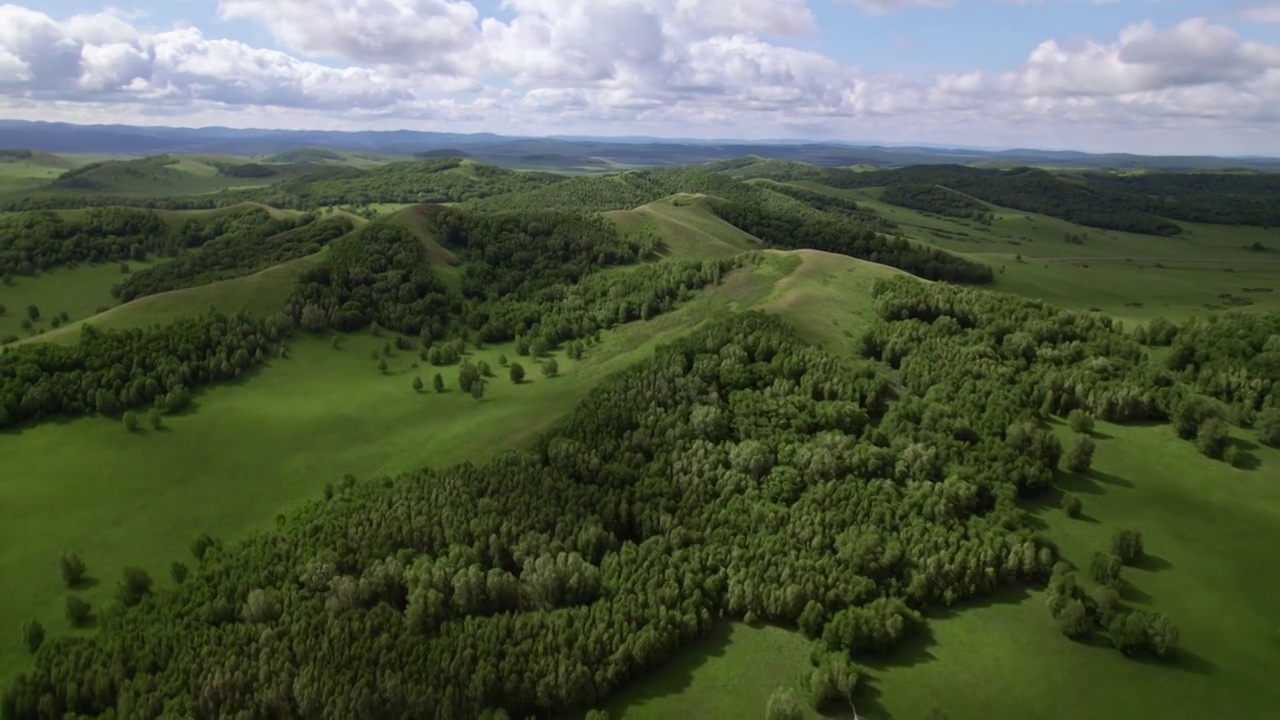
[880,184,993,223]
[0,208,169,275]
[423,207,648,300]
[0,310,291,430]
[222,159,566,209]
[114,214,352,301]
[467,169,991,284]
[1083,172,1280,227]
[708,200,994,284]
[286,223,454,337]
[4,311,1065,719]
[735,164,1185,236]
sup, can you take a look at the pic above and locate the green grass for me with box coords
[794,182,1280,323]
[604,194,763,260]
[0,259,163,340]
[0,251,822,679]
[860,420,1280,719]
[759,249,909,356]
[587,622,820,719]
[597,416,1280,720]
[21,251,323,346]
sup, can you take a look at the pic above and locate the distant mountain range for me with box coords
[2,120,1278,171]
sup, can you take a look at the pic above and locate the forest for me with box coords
[879,184,993,223]
[113,213,352,302]
[0,208,170,276]
[11,271,1271,718]
[0,310,292,430]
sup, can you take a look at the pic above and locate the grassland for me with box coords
[596,377,1280,720]
[5,158,1280,717]
[796,182,1280,323]
[0,250,820,678]
[0,259,163,340]
[21,251,326,346]
[605,194,763,260]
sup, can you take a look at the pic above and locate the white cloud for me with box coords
[1000,18,1280,97]
[1,3,1279,154]
[1241,4,1280,23]
[835,0,954,14]
[217,0,483,73]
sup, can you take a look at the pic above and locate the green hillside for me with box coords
[1,153,1278,720]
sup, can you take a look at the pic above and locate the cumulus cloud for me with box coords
[1241,4,1280,23]
[1,2,1279,154]
[217,0,482,73]
[1000,18,1280,97]
[835,0,954,15]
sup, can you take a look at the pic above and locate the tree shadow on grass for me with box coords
[1134,553,1173,572]
[1088,469,1134,489]
[856,586,1033,719]
[1132,647,1217,677]
[68,576,100,591]
[590,620,734,715]
[1119,578,1153,604]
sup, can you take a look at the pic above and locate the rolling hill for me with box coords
[1,150,1277,720]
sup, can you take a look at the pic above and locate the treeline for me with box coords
[465,252,746,346]
[1134,313,1280,451]
[3,310,1067,719]
[709,199,994,284]
[755,181,895,230]
[424,207,647,301]
[469,168,991,283]
[0,310,292,430]
[1084,172,1280,227]
[285,223,455,338]
[0,208,170,276]
[113,213,351,302]
[881,184,993,223]
[218,159,567,209]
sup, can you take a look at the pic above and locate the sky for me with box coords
[1,1,1279,155]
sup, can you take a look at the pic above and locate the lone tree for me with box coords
[122,411,140,433]
[0,303,6,316]
[20,619,44,653]
[1061,493,1083,519]
[377,358,389,374]
[542,358,559,378]
[1065,434,1096,474]
[26,304,39,321]
[118,566,153,607]
[470,379,486,401]
[765,686,804,720]
[1257,407,1280,447]
[1069,409,1095,434]
[412,376,424,393]
[1090,551,1122,587]
[1111,529,1144,565]
[1195,417,1229,459]
[65,596,92,626]
[148,407,163,430]
[58,552,87,587]
[433,373,445,393]
[509,362,526,384]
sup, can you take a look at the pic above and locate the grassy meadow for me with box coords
[4,160,1280,719]
[794,182,1280,323]
[0,250,811,678]
[0,259,163,340]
